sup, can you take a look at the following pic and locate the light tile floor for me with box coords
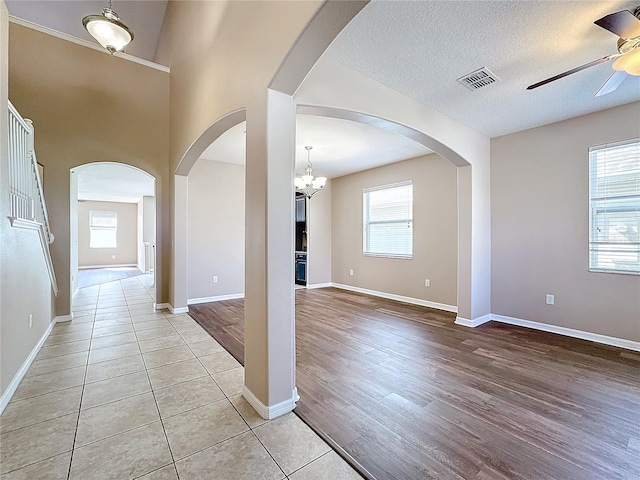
[0,275,362,480]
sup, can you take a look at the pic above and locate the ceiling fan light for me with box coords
[612,49,640,76]
[83,8,134,54]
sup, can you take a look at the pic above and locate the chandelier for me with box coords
[82,0,134,55]
[295,146,327,198]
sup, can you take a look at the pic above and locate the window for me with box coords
[363,181,413,258]
[90,210,117,249]
[589,139,640,274]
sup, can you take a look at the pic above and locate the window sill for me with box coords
[363,253,412,260]
[589,268,639,276]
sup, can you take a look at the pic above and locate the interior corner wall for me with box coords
[491,101,640,342]
[0,2,54,399]
[331,154,458,307]
[187,160,245,300]
[142,196,155,272]
[78,201,138,268]
[137,199,144,272]
[9,23,170,315]
[307,179,332,286]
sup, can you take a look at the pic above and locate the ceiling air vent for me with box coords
[457,67,500,91]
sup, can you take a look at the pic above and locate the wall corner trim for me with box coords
[332,283,458,313]
[242,385,298,420]
[155,303,189,314]
[306,283,332,290]
[454,314,491,328]
[491,314,640,352]
[187,293,245,305]
[0,318,59,414]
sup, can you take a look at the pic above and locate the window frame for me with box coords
[362,180,413,259]
[89,210,118,249]
[588,138,640,275]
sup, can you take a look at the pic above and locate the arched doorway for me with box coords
[70,162,157,306]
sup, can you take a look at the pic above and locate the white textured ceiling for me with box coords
[199,115,431,179]
[8,0,640,143]
[6,0,167,63]
[75,163,155,203]
[326,0,640,138]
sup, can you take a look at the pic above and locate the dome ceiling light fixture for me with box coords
[82,0,134,55]
[295,146,327,199]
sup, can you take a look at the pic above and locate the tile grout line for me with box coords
[66,280,102,480]
[131,281,181,480]
[178,319,292,480]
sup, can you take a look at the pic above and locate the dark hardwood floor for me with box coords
[189,287,640,480]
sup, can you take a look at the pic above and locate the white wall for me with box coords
[136,196,156,273]
[70,170,78,297]
[491,102,640,342]
[143,196,155,272]
[137,199,144,271]
[187,160,245,301]
[307,179,331,286]
[77,200,138,268]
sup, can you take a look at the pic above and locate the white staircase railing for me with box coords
[8,101,58,295]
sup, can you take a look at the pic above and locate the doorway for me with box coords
[70,163,156,299]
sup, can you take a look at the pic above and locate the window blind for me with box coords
[363,181,413,258]
[90,210,118,249]
[589,139,640,274]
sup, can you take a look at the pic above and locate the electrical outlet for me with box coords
[349,269,354,276]
[213,276,218,284]
[28,314,33,328]
[545,294,555,305]
[425,279,430,287]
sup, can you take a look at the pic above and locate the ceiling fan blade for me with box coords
[595,70,628,97]
[594,10,640,38]
[526,56,611,90]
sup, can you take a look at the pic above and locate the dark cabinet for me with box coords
[295,252,307,285]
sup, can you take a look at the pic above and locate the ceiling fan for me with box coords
[527,6,640,96]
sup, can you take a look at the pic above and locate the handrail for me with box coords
[31,149,54,244]
[8,101,58,295]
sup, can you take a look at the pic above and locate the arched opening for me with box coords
[167,0,489,426]
[70,162,157,307]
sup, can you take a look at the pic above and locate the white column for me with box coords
[243,89,296,419]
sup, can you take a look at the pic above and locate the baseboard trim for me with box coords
[491,314,640,352]
[78,264,137,270]
[332,283,458,313]
[454,314,492,328]
[0,318,57,414]
[188,293,244,305]
[155,303,189,314]
[54,314,73,323]
[242,386,298,420]
[306,283,332,290]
